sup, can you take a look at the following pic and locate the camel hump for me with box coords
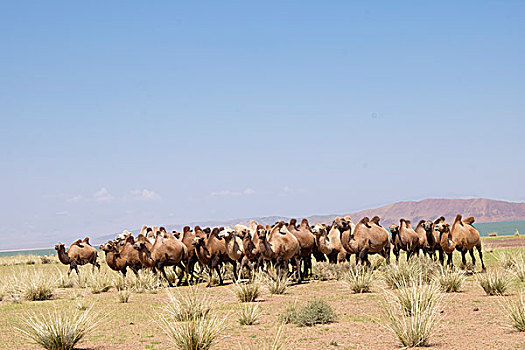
[418,219,425,226]
[358,217,370,227]
[300,218,309,226]
[454,214,463,226]
[463,216,475,225]
[434,216,445,224]
[160,227,167,233]
[370,216,381,226]
[82,237,90,244]
[72,239,84,248]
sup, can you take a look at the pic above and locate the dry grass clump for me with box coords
[261,268,291,295]
[383,257,439,289]
[232,280,261,302]
[164,288,212,322]
[16,306,99,350]
[478,271,511,296]
[124,270,163,294]
[159,288,223,350]
[117,289,131,303]
[343,266,374,293]
[500,292,525,332]
[435,268,467,293]
[55,269,75,289]
[6,271,54,302]
[383,282,443,347]
[86,271,113,294]
[281,298,336,327]
[240,325,288,350]
[238,303,261,325]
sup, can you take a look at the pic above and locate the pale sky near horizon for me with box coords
[1,1,525,249]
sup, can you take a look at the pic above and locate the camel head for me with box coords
[256,225,268,241]
[54,243,65,251]
[311,224,326,238]
[334,217,351,231]
[217,227,234,240]
[423,220,433,232]
[100,242,117,253]
[389,224,399,235]
[192,236,205,247]
[434,221,450,239]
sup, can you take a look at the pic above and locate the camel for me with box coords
[389,219,420,262]
[238,229,260,278]
[132,228,188,287]
[257,222,301,280]
[287,218,315,277]
[100,236,142,276]
[55,237,100,275]
[217,226,244,280]
[345,216,390,265]
[172,226,199,284]
[192,227,232,287]
[312,221,347,264]
[435,214,485,271]
[414,220,433,256]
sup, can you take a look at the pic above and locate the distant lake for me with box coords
[0,248,56,258]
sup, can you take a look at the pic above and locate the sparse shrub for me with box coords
[383,258,439,289]
[343,266,374,293]
[55,270,74,289]
[117,289,131,303]
[312,262,340,280]
[479,271,511,296]
[281,298,336,327]
[233,281,261,302]
[238,303,261,325]
[87,272,112,294]
[261,268,291,295]
[383,283,442,347]
[160,314,223,350]
[164,288,211,322]
[16,306,99,350]
[500,293,525,332]
[7,271,54,301]
[126,270,162,294]
[388,283,443,316]
[435,268,466,293]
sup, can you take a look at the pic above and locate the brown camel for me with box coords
[217,226,244,280]
[55,238,100,275]
[192,227,232,287]
[287,218,315,277]
[389,219,420,262]
[414,220,433,256]
[435,214,485,271]
[312,220,347,263]
[238,229,260,278]
[132,228,188,287]
[345,216,390,265]
[173,226,199,284]
[257,222,301,280]
[99,236,142,276]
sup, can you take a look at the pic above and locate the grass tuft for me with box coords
[232,281,261,302]
[261,268,291,295]
[500,292,525,332]
[238,303,261,325]
[478,271,511,296]
[281,298,336,327]
[164,288,212,322]
[16,306,99,350]
[343,266,374,293]
[435,268,467,293]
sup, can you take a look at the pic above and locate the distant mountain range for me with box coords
[97,198,525,242]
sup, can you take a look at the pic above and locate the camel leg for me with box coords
[461,250,467,267]
[215,265,223,286]
[469,249,476,266]
[438,249,445,266]
[358,248,370,267]
[447,253,454,269]
[393,247,399,263]
[67,265,73,276]
[206,265,213,288]
[176,263,187,286]
[158,263,173,287]
[231,261,238,282]
[381,245,391,265]
[294,256,302,282]
[476,244,486,272]
[121,267,127,277]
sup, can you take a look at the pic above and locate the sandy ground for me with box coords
[1,244,525,350]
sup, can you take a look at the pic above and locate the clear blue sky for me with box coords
[1,1,524,249]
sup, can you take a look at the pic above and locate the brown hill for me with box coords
[342,198,525,226]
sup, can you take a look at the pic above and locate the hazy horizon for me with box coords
[1,2,525,250]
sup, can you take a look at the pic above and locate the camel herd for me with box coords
[54,214,486,286]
